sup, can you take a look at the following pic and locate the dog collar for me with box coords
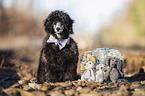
[47,35,70,50]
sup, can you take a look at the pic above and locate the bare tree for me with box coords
[0,0,7,35]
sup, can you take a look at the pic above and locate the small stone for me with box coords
[86,83,98,89]
[117,85,129,96]
[118,82,126,87]
[76,86,82,92]
[90,91,101,95]
[64,89,75,96]
[49,91,65,96]
[24,75,32,81]
[141,81,145,84]
[32,91,46,96]
[111,92,118,96]
[54,82,71,87]
[77,81,82,86]
[71,81,78,83]
[119,85,128,91]
[82,83,86,87]
[18,80,28,85]
[79,93,100,96]
[80,87,91,93]
[72,81,85,87]
[52,86,64,91]
[29,78,37,83]
[100,86,107,89]
[95,86,102,90]
[124,82,131,86]
[74,92,79,96]
[28,83,41,89]
[102,91,112,96]
[17,89,34,96]
[72,82,77,86]
[24,65,29,69]
[10,84,21,88]
[131,82,142,89]
[23,85,32,90]
[2,88,20,96]
[39,82,52,91]
[133,88,145,96]
[108,83,116,87]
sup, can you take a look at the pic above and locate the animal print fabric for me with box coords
[80,48,124,82]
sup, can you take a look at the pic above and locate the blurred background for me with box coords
[0,0,145,50]
[0,0,145,75]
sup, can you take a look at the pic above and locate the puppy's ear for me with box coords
[69,19,74,34]
[43,18,54,34]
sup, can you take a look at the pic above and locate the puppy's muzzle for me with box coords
[53,22,64,34]
[56,27,61,31]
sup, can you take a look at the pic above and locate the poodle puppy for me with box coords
[37,10,79,83]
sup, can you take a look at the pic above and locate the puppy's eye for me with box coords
[54,22,57,25]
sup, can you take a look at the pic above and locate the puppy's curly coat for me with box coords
[37,10,79,83]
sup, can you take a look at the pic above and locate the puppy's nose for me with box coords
[56,27,60,31]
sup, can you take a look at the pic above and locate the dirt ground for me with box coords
[0,48,145,96]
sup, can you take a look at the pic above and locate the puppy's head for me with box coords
[44,10,74,39]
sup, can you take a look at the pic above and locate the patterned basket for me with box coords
[80,48,124,82]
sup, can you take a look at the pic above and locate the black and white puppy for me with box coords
[37,10,79,83]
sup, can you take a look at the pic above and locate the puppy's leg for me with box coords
[36,49,46,83]
[45,69,59,82]
[63,47,79,81]
[63,61,77,81]
[37,61,46,83]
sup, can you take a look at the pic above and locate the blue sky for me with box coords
[3,0,130,33]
